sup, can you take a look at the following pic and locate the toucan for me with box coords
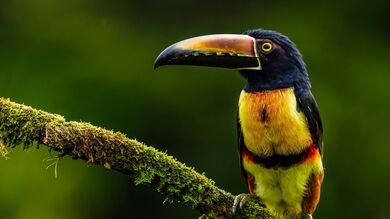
[154,29,324,219]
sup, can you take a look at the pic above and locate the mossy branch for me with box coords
[0,98,274,219]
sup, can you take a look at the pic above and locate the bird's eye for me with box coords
[261,42,273,53]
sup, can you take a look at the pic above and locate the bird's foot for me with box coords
[232,193,257,215]
[233,194,248,214]
[300,213,313,219]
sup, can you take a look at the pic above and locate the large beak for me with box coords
[154,34,261,70]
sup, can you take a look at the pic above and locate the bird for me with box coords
[154,29,324,219]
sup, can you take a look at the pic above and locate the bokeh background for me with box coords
[0,0,388,218]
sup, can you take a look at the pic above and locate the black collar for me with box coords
[242,144,318,169]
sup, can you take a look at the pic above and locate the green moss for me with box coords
[103,162,111,169]
[0,98,64,149]
[0,138,9,159]
[130,146,218,208]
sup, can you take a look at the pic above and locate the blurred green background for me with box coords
[0,0,388,218]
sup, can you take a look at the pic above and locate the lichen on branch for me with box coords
[0,97,273,219]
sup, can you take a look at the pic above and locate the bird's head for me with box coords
[154,29,310,92]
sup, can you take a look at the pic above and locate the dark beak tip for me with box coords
[153,56,166,70]
[154,47,176,69]
[153,61,160,70]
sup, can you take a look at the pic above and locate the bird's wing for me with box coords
[295,89,323,155]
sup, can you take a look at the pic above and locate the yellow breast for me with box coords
[238,88,312,156]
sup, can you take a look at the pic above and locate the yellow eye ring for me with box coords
[261,42,273,53]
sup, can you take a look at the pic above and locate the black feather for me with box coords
[295,88,323,155]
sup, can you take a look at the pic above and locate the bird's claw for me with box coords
[300,214,313,219]
[232,193,252,215]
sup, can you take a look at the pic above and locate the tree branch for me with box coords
[0,98,274,219]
